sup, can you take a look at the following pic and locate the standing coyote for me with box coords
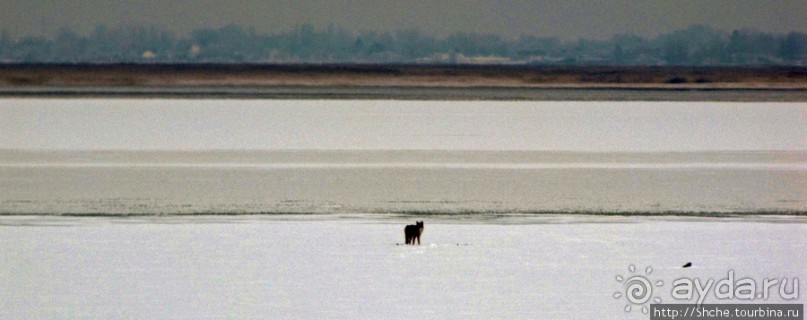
[404,221,424,245]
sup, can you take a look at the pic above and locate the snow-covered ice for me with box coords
[1,215,804,319]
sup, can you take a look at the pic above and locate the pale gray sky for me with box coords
[1,0,806,39]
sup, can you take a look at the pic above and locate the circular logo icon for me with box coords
[625,275,653,304]
[614,264,664,314]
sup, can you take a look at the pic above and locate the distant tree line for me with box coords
[1,24,806,65]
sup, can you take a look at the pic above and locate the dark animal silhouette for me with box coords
[682,262,692,268]
[404,221,424,245]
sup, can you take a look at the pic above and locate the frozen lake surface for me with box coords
[2,99,806,151]
[1,98,805,318]
[1,149,806,214]
[2,99,805,214]
[0,215,804,319]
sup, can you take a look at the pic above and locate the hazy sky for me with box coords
[1,0,806,39]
